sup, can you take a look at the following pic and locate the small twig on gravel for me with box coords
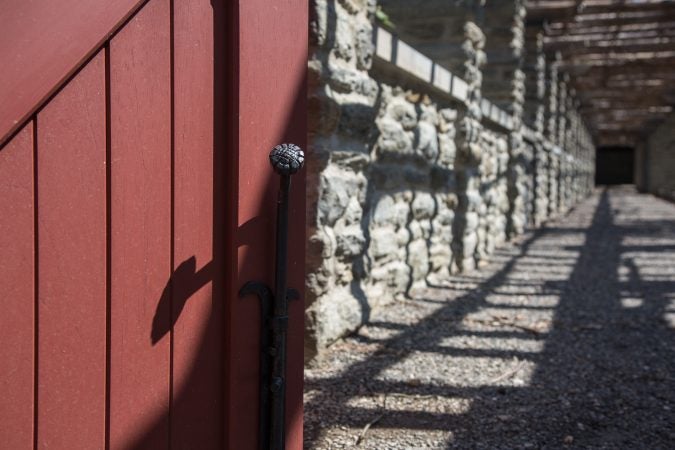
[354,412,384,446]
[510,322,546,335]
[488,359,527,384]
[387,393,442,401]
[467,316,546,335]
[355,395,387,446]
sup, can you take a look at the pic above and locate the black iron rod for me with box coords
[266,143,303,450]
[270,174,290,450]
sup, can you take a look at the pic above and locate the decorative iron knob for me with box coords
[269,143,304,176]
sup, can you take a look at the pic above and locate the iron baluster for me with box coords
[239,143,304,450]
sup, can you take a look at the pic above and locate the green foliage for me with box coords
[375,6,396,29]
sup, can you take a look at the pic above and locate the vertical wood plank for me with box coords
[0,0,146,145]
[0,122,34,450]
[36,52,107,449]
[108,0,172,447]
[172,0,224,447]
[230,1,308,448]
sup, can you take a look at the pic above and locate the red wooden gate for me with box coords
[0,1,306,449]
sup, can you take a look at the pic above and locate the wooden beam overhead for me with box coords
[552,40,675,57]
[531,0,673,9]
[543,20,675,36]
[543,10,675,30]
[528,0,675,18]
[580,2,675,15]
[548,32,675,46]
[528,0,675,144]
[563,52,675,68]
[573,63,675,75]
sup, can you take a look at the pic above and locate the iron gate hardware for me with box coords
[239,143,304,450]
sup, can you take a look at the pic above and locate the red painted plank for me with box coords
[228,1,308,448]
[0,122,34,450]
[108,0,171,447]
[171,0,224,447]
[0,0,146,146]
[36,52,107,449]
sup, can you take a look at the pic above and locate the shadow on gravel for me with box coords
[304,188,675,448]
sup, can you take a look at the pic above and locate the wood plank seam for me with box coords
[0,0,152,148]
[33,116,39,450]
[104,42,113,450]
[169,0,176,444]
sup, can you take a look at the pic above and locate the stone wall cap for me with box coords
[432,64,452,93]
[371,25,522,134]
[480,99,490,116]
[451,77,468,102]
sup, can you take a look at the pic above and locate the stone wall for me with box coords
[306,0,377,357]
[635,141,648,193]
[306,0,595,360]
[645,113,675,201]
[453,20,487,272]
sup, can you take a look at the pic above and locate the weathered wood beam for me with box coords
[525,0,582,20]
[596,130,639,138]
[579,95,674,108]
[547,35,675,53]
[593,123,666,132]
[582,104,675,112]
[575,72,675,81]
[590,110,670,119]
[595,123,645,131]
[543,20,675,36]
[582,109,673,123]
[578,90,672,100]
[577,1,675,15]
[545,28,675,46]
[575,79,673,89]
[583,103,673,112]
[596,132,640,146]
[562,52,675,68]
[529,0,673,14]
[546,11,675,30]
[526,0,576,8]
[592,115,673,126]
[574,65,675,75]
[554,40,675,56]
[585,106,674,113]
[552,6,675,21]
[572,65,675,79]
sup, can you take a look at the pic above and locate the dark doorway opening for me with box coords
[595,146,634,185]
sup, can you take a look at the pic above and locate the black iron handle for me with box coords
[268,143,303,450]
[269,142,305,177]
[239,143,304,450]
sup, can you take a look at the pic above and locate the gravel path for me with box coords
[304,187,675,449]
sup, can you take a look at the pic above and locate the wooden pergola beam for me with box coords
[562,52,675,68]
[576,75,675,84]
[546,35,675,52]
[526,1,675,145]
[577,92,673,103]
[572,64,675,77]
[544,28,675,46]
[528,0,673,13]
[574,64,675,73]
[545,11,675,30]
[580,104,674,111]
[531,1,675,18]
[552,40,675,56]
[543,20,675,36]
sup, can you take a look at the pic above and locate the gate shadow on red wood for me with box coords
[122,0,306,447]
[0,0,306,447]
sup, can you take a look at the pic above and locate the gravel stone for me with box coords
[305,187,675,449]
